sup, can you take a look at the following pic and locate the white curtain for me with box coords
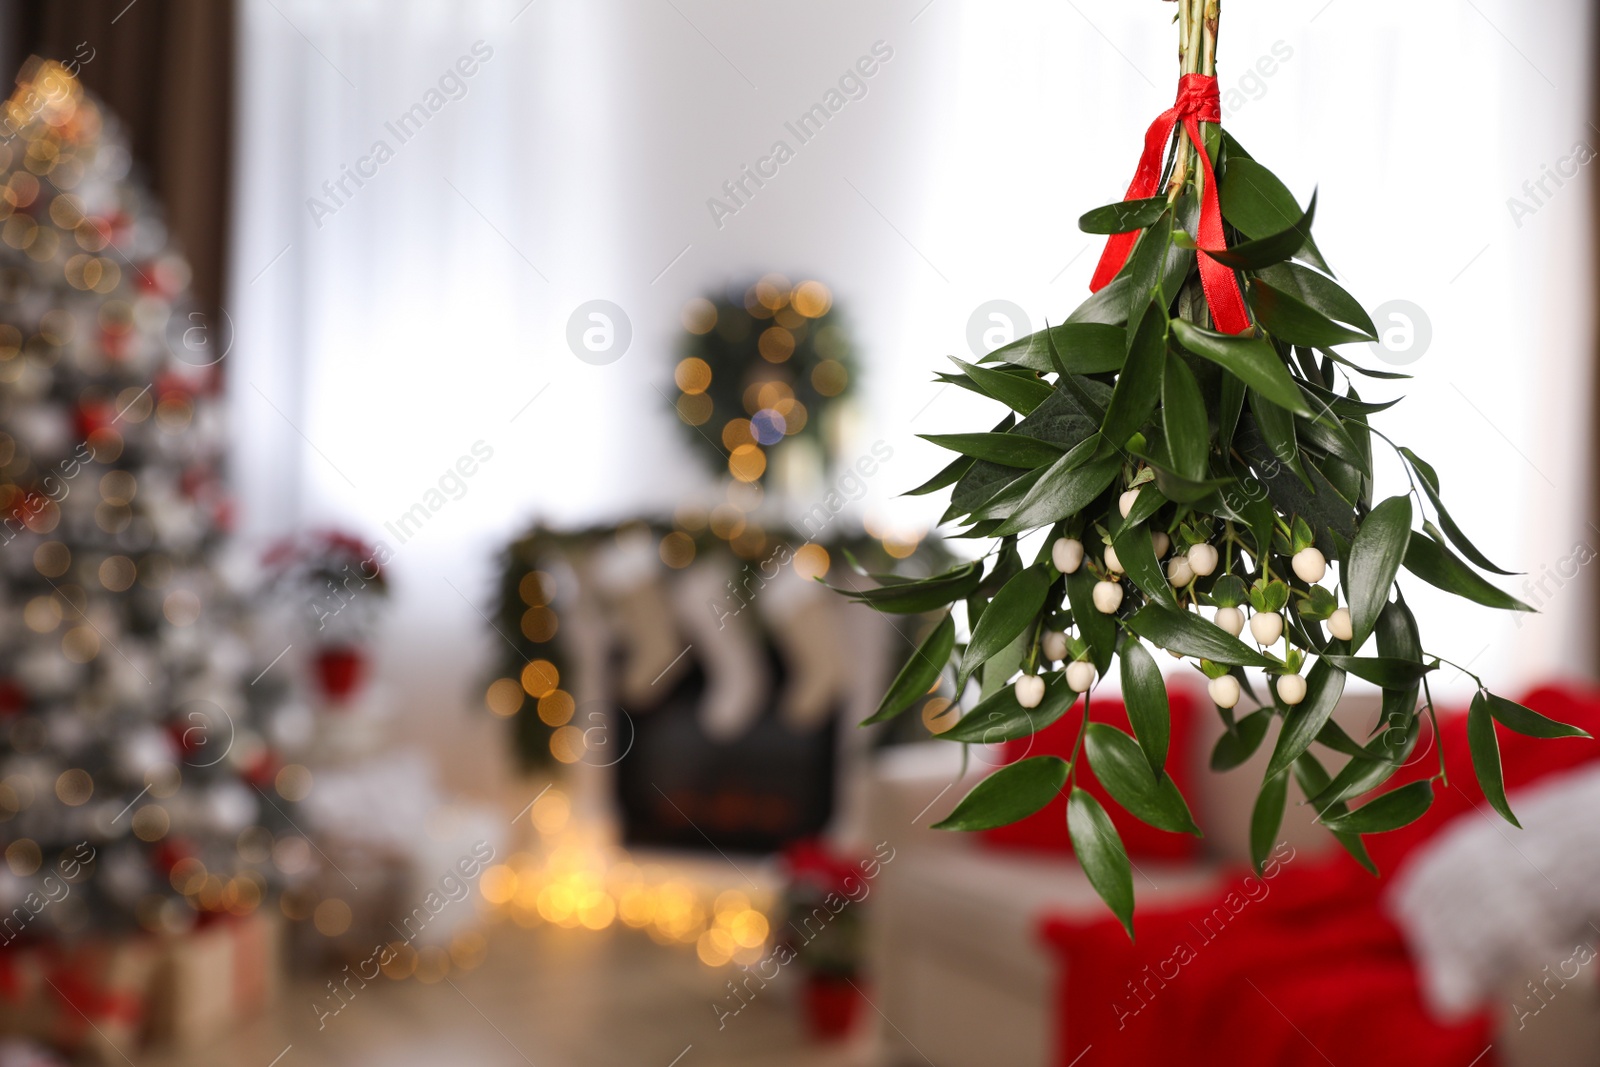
[230,0,1593,766]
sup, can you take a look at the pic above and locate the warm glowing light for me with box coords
[674,357,712,394]
[486,678,524,717]
[792,280,832,317]
[922,697,958,734]
[728,445,766,483]
[792,544,830,581]
[521,660,559,698]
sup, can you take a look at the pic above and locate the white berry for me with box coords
[1187,543,1219,577]
[1052,537,1084,575]
[1092,580,1123,614]
[1277,674,1307,706]
[1151,531,1170,558]
[1103,544,1124,574]
[1167,556,1194,588]
[1119,488,1141,518]
[1066,661,1097,693]
[1214,606,1244,637]
[1041,630,1069,662]
[1014,674,1046,709]
[1208,675,1241,709]
[1250,611,1284,647]
[1327,607,1353,642]
[1292,547,1327,584]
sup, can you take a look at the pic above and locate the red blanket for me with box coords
[1039,684,1600,1067]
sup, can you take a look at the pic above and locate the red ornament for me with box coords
[313,645,369,703]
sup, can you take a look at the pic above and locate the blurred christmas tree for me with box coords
[0,59,288,940]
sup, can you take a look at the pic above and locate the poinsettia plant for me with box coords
[838,0,1588,936]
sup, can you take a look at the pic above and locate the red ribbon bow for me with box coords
[1089,73,1251,335]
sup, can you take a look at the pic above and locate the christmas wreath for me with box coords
[839,0,1587,935]
[672,276,854,487]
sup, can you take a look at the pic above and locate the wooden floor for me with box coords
[140,923,881,1067]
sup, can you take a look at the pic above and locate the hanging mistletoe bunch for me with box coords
[840,0,1587,935]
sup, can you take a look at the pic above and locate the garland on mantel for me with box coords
[837,0,1587,935]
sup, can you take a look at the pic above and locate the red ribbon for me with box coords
[1089,73,1251,335]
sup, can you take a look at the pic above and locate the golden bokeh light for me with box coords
[486,678,524,717]
[757,326,795,363]
[792,280,832,317]
[537,689,575,727]
[792,544,830,581]
[812,359,849,396]
[728,444,766,483]
[659,531,696,569]
[921,697,959,735]
[521,659,559,698]
[674,357,712,394]
[676,392,713,425]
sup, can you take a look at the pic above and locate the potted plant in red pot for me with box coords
[780,840,869,1041]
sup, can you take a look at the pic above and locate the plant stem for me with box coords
[1166,0,1195,202]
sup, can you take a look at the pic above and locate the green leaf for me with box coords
[933,756,1069,831]
[1085,724,1200,835]
[1219,157,1330,271]
[1079,196,1170,235]
[835,561,985,614]
[1321,780,1433,835]
[1318,655,1436,691]
[1125,604,1272,666]
[1205,190,1317,270]
[1162,355,1209,482]
[1345,495,1412,649]
[987,323,1126,375]
[904,453,975,497]
[1170,319,1311,416]
[861,614,954,725]
[1113,522,1177,611]
[1101,303,1167,449]
[1066,566,1116,675]
[1468,693,1519,828]
[1126,211,1174,321]
[1249,390,1300,470]
[1253,262,1377,338]
[1067,788,1135,938]
[938,675,1080,744]
[992,453,1121,537]
[959,565,1051,688]
[1120,639,1170,775]
[1068,276,1132,326]
[920,433,1064,468]
[1398,447,1517,576]
[1265,659,1348,779]
[1250,771,1291,876]
[1292,753,1378,875]
[1250,279,1376,347]
[1483,692,1591,739]
[1211,708,1271,771]
[1402,532,1534,613]
[947,357,1053,415]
